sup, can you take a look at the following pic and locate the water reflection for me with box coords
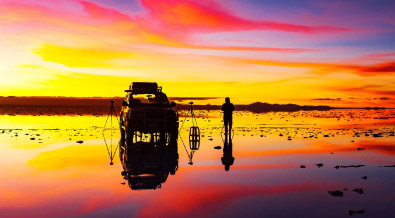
[222,133,234,171]
[1,109,394,217]
[119,131,178,190]
[185,133,201,165]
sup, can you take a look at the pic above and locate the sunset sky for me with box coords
[0,0,394,106]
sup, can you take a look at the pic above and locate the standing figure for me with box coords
[221,97,235,134]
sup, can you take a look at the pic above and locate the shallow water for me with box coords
[0,109,394,218]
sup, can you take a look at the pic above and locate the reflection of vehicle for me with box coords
[119,82,179,190]
[120,82,178,145]
[119,131,179,190]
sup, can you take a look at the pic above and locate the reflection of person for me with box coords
[221,134,234,171]
[221,97,235,134]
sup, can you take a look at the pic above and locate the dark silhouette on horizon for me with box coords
[8,96,391,116]
[222,97,235,135]
[221,133,234,171]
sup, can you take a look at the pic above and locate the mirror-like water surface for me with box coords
[0,109,394,218]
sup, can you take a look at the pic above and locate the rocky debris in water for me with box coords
[356,148,365,150]
[76,140,84,144]
[361,176,367,180]
[372,133,382,137]
[378,165,395,167]
[353,188,364,194]
[348,209,365,216]
[316,163,323,168]
[300,165,306,168]
[335,165,365,169]
[328,190,343,197]
[214,146,221,149]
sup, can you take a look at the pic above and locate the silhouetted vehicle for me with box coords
[119,82,179,190]
[119,129,179,190]
[120,82,178,145]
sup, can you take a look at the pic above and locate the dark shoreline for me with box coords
[0,105,391,117]
[0,96,391,116]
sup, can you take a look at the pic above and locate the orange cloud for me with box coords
[354,62,395,76]
[337,84,395,97]
[237,58,395,77]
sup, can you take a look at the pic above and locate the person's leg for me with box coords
[229,118,233,134]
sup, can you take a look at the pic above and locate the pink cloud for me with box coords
[140,0,350,34]
[79,0,134,22]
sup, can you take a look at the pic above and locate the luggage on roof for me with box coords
[126,82,160,94]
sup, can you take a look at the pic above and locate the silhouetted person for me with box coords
[222,97,234,134]
[221,134,234,171]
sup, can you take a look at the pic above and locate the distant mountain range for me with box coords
[176,102,332,112]
[0,96,389,112]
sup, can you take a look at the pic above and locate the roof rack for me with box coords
[124,82,162,94]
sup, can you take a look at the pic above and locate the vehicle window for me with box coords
[131,93,168,105]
